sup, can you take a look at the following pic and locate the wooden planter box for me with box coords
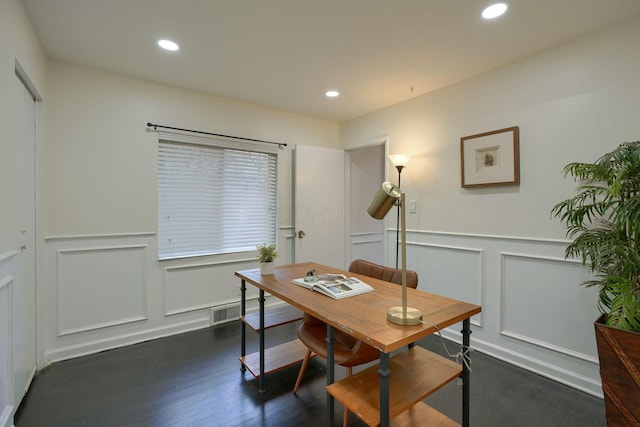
[594,314,640,426]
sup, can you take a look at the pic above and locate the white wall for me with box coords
[42,60,340,364]
[45,61,339,236]
[340,16,640,397]
[0,1,47,426]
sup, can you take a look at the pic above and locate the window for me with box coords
[157,132,278,260]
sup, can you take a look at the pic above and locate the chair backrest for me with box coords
[348,259,418,289]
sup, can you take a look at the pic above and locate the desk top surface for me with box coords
[236,262,481,353]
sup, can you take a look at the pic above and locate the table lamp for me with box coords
[367,182,423,325]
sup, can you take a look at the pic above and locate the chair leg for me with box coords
[343,366,353,427]
[293,349,312,393]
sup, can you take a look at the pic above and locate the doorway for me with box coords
[347,144,386,265]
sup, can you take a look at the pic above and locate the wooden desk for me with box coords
[235,262,481,427]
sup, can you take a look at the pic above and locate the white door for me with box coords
[294,145,346,268]
[12,75,37,408]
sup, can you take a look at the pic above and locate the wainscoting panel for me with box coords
[350,232,385,266]
[396,230,603,397]
[56,245,148,336]
[44,233,290,364]
[408,242,483,326]
[500,252,600,362]
[163,258,256,316]
[0,276,13,427]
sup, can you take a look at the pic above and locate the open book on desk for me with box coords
[291,274,374,300]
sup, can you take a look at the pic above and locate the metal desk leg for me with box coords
[378,352,391,427]
[258,289,266,393]
[462,318,471,427]
[326,324,335,427]
[240,279,246,372]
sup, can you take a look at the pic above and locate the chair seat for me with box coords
[297,321,379,367]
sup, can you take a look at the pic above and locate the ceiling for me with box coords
[22,0,640,123]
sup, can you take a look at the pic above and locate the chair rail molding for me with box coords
[45,231,156,241]
[0,251,18,265]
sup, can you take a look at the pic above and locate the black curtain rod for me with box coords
[146,122,287,148]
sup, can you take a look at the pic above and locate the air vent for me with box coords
[210,304,240,326]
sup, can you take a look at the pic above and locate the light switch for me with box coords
[409,200,417,214]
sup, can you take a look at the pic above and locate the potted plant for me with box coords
[257,243,278,275]
[552,141,640,425]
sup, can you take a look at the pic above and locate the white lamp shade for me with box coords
[388,154,411,168]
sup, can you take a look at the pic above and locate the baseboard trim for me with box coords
[438,329,603,398]
[45,299,285,366]
[0,404,13,427]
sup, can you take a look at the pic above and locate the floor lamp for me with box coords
[388,155,410,269]
[367,182,422,326]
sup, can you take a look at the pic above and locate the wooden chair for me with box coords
[293,259,418,426]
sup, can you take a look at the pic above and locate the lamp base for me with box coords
[387,306,423,326]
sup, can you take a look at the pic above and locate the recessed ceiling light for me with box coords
[158,39,179,51]
[482,2,509,19]
[325,90,340,98]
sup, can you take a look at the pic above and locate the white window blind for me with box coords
[158,132,278,260]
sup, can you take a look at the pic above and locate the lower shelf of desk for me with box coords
[241,304,303,332]
[240,339,312,378]
[389,402,459,427]
[326,346,462,427]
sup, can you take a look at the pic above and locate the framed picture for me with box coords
[461,126,519,188]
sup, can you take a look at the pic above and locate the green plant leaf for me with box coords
[552,141,640,332]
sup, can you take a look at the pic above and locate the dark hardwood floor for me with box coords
[15,320,606,426]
